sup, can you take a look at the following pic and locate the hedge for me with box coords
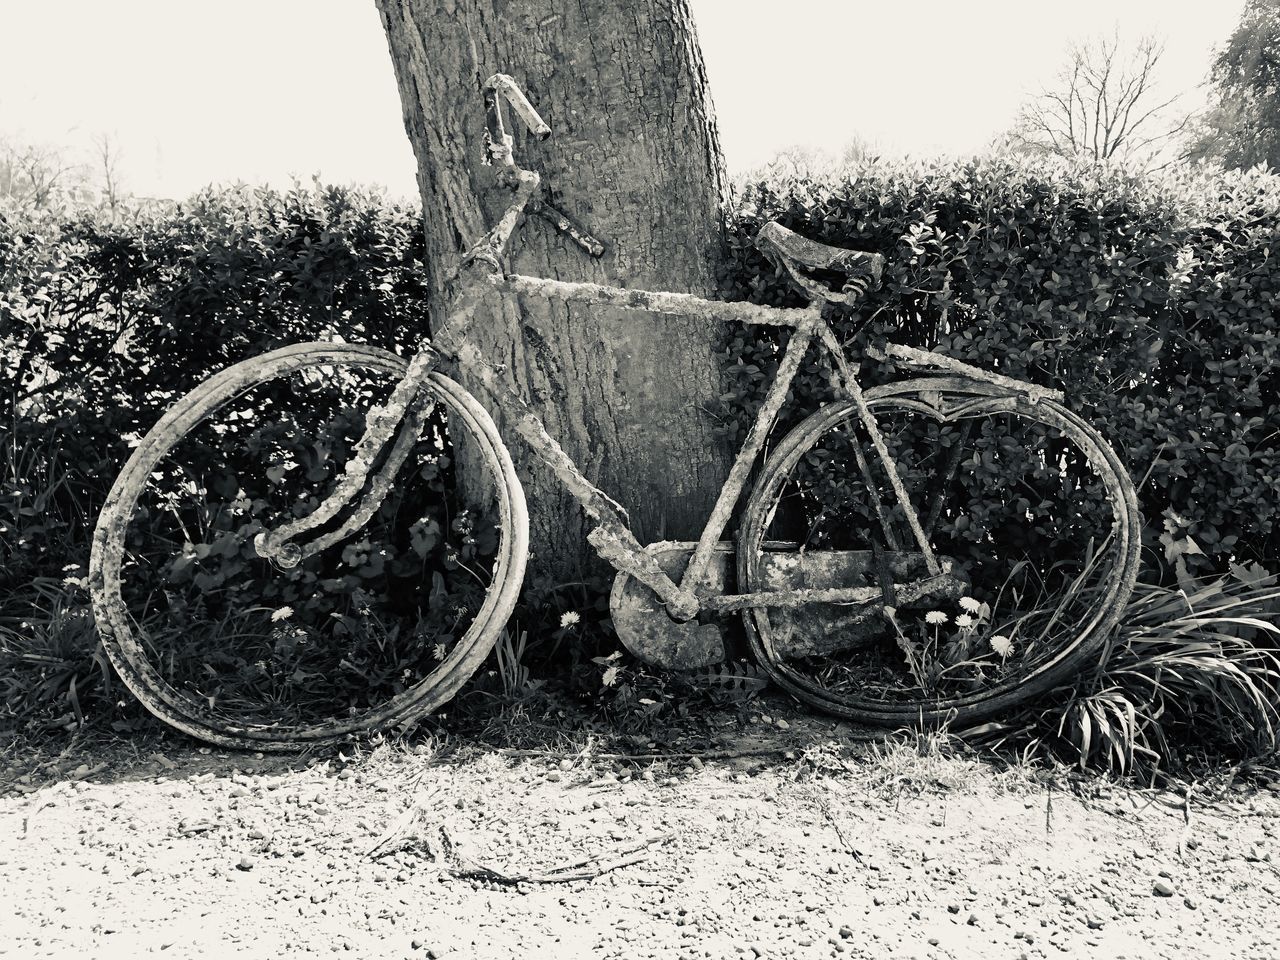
[3,161,1279,724]
[718,156,1280,577]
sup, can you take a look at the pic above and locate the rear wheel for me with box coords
[737,376,1140,726]
[90,342,528,750]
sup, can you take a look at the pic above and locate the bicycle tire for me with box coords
[90,341,528,750]
[737,375,1140,726]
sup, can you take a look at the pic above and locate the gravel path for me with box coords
[2,721,1278,959]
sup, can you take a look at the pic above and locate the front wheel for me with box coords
[738,376,1140,726]
[90,342,528,750]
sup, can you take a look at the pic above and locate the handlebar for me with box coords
[482,74,551,161]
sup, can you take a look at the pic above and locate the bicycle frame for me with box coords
[421,165,958,623]
[256,75,1053,622]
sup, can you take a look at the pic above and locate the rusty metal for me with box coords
[91,72,1143,750]
[678,315,820,600]
[736,376,1143,728]
[501,274,814,328]
[869,341,1066,405]
[611,542,732,670]
[841,374,941,577]
[530,198,606,257]
[89,344,529,751]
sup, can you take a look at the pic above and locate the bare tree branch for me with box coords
[1008,32,1187,171]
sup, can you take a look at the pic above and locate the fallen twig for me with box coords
[816,796,863,862]
[441,828,676,885]
[364,779,441,859]
[1177,783,1196,861]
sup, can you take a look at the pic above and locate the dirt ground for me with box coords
[2,706,1279,960]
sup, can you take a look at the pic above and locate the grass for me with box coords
[970,568,1280,779]
[0,576,113,730]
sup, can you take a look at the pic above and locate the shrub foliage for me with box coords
[3,160,1279,769]
[2,184,431,726]
[719,156,1280,577]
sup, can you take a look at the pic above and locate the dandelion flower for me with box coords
[990,634,1014,657]
[925,611,948,625]
[560,611,581,628]
[955,613,975,629]
[959,596,982,614]
[271,606,294,622]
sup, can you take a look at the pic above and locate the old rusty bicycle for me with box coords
[90,75,1140,749]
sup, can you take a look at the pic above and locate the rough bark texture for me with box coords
[375,0,731,578]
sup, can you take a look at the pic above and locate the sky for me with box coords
[0,1,1247,201]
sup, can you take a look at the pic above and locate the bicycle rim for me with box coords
[90,342,528,750]
[738,376,1140,726]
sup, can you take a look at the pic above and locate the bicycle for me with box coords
[89,74,1141,750]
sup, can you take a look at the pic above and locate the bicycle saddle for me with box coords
[756,221,884,304]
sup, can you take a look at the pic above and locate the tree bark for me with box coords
[375,0,732,580]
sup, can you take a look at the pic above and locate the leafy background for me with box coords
[4,158,1280,772]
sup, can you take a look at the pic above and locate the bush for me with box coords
[1,183,431,725]
[4,159,1280,765]
[719,156,1280,577]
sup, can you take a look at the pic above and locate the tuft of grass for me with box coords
[0,576,112,728]
[968,568,1280,778]
[855,728,985,795]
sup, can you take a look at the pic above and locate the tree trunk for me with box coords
[375,0,732,580]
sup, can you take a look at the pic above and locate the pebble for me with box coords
[236,856,254,871]
[1153,879,1176,897]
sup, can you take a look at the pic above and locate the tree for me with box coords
[1009,33,1189,170]
[1187,0,1280,171]
[374,0,733,578]
[0,138,87,209]
[92,132,127,215]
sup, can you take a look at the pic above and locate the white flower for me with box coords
[955,613,975,629]
[959,596,982,614]
[559,611,581,628]
[270,606,294,622]
[990,635,1014,657]
[925,611,948,625]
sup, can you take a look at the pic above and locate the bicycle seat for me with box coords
[756,221,884,287]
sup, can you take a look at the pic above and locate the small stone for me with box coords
[236,856,254,871]
[1183,897,1197,910]
[839,925,853,939]
[545,771,562,782]
[338,768,355,780]
[690,757,704,770]
[1153,879,1176,897]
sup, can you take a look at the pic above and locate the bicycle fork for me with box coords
[253,169,542,570]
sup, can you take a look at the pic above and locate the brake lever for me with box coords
[530,194,607,258]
